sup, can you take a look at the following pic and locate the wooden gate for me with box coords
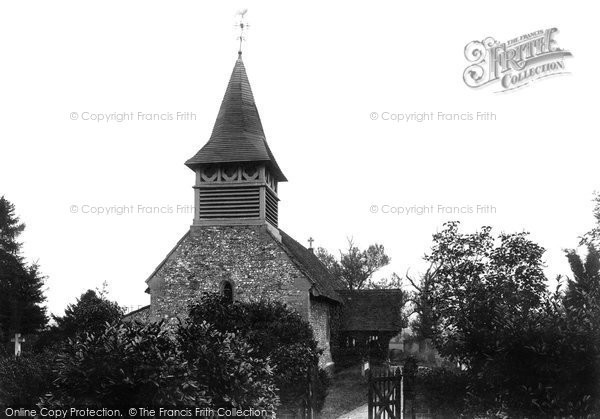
[368,369,403,419]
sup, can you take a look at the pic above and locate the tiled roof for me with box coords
[185,55,287,181]
[278,230,342,303]
[337,289,405,332]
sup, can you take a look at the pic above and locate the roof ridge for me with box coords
[277,229,341,303]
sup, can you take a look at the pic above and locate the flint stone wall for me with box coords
[146,225,332,367]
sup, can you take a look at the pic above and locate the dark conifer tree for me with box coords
[0,196,47,342]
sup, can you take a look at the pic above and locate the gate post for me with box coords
[396,369,403,419]
[367,369,373,419]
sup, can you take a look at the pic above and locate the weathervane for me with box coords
[235,9,249,55]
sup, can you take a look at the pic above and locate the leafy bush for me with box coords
[403,356,418,401]
[418,367,467,417]
[177,320,279,410]
[0,343,9,359]
[43,318,279,410]
[0,289,127,406]
[186,294,323,410]
[44,321,204,406]
[0,350,55,405]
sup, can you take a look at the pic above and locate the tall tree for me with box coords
[316,238,391,290]
[564,245,600,310]
[561,246,600,413]
[405,264,438,340]
[581,191,600,247]
[0,197,47,341]
[0,196,25,255]
[417,221,600,416]
[52,288,124,339]
[422,221,547,363]
[416,222,570,415]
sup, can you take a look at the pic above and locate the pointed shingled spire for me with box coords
[185,56,287,181]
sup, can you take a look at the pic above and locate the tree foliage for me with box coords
[44,321,206,407]
[316,238,391,290]
[185,294,322,409]
[0,196,47,340]
[34,288,124,352]
[560,245,600,414]
[0,196,25,255]
[1,288,128,407]
[581,191,600,247]
[420,222,547,362]
[565,245,600,310]
[0,349,55,405]
[418,367,468,417]
[416,221,599,416]
[2,294,290,410]
[53,288,124,339]
[177,320,279,410]
[405,264,438,340]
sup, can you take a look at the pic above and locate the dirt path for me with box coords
[318,365,368,418]
[334,404,368,418]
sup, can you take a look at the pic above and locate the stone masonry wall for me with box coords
[124,306,151,323]
[148,225,311,324]
[146,225,336,366]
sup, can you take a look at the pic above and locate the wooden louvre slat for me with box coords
[201,214,260,219]
[201,195,259,201]
[265,188,278,227]
[200,209,259,214]
[200,212,260,215]
[199,205,259,210]
[201,193,259,198]
[199,186,261,220]
[201,189,259,195]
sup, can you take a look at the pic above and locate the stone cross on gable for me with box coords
[308,237,314,249]
[11,333,25,357]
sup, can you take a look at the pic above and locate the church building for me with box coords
[127,51,402,369]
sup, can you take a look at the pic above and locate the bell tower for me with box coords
[185,53,287,229]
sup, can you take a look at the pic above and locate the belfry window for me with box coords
[222,281,233,303]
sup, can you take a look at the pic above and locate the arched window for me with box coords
[222,281,233,303]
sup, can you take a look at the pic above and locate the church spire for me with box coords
[186,47,286,228]
[185,56,286,181]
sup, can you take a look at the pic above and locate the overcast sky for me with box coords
[1,1,598,316]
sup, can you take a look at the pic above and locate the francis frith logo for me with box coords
[463,28,572,92]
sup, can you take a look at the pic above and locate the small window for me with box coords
[222,281,233,303]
